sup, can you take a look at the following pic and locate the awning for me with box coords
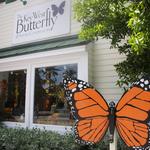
[0,35,89,59]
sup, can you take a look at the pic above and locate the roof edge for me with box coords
[0,35,89,52]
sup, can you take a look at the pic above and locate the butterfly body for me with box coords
[108,101,116,142]
[63,77,150,149]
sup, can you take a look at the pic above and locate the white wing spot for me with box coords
[72,88,76,92]
[144,80,149,85]
[78,84,83,88]
[140,83,144,87]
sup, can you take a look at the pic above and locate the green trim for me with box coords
[5,0,17,4]
[0,0,5,3]
[0,35,90,59]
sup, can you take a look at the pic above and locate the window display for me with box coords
[0,70,26,122]
[33,64,77,126]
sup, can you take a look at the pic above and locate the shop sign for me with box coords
[13,0,70,44]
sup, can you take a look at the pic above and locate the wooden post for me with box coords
[109,129,117,150]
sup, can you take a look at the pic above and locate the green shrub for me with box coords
[0,127,128,150]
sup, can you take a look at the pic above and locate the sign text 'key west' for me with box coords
[13,0,70,44]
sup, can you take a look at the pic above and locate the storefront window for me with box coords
[0,70,26,122]
[33,64,77,126]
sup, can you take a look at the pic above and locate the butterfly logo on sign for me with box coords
[63,76,150,150]
[51,1,66,17]
[50,1,66,30]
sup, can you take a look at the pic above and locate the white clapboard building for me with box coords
[0,0,125,132]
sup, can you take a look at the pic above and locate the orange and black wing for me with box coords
[63,78,109,145]
[116,77,150,149]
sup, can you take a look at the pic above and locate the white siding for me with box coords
[92,38,126,103]
[86,43,94,85]
[0,0,81,48]
[71,2,81,34]
[0,0,126,104]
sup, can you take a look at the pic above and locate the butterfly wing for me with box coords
[51,4,58,17]
[63,78,109,144]
[74,117,109,145]
[116,77,150,149]
[59,1,65,15]
[116,118,149,148]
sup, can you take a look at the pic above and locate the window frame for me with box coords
[0,45,88,133]
[0,65,30,128]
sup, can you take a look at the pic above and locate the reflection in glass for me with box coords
[34,64,77,126]
[0,70,26,122]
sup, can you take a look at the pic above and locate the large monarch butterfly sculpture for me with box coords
[63,77,150,150]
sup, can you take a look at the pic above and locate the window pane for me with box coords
[0,70,26,122]
[34,64,77,126]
